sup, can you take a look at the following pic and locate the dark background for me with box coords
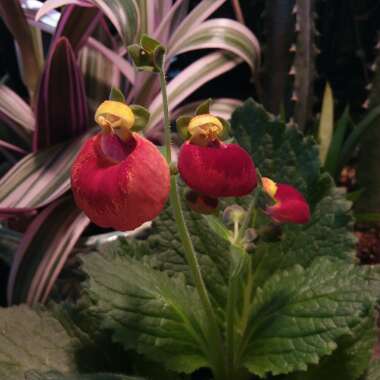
[2,0,380,117]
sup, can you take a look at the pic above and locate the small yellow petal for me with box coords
[262,177,278,199]
[188,114,223,142]
[95,100,135,131]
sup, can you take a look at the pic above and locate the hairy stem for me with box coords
[159,69,172,163]
[158,67,226,380]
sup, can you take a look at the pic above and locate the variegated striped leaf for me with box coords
[0,129,95,215]
[7,196,89,305]
[34,37,89,150]
[80,20,121,109]
[148,52,242,129]
[167,18,260,72]
[0,0,43,96]
[53,4,102,53]
[0,85,34,146]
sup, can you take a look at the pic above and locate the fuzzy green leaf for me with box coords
[233,99,320,198]
[80,252,209,374]
[0,306,79,379]
[285,313,377,380]
[25,371,144,380]
[120,201,232,309]
[241,258,377,377]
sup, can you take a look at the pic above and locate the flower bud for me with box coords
[262,177,310,224]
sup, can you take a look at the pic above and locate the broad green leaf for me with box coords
[148,52,242,129]
[318,82,334,164]
[120,199,232,309]
[25,371,145,380]
[232,99,320,199]
[285,314,377,380]
[241,258,377,377]
[0,305,79,379]
[168,18,260,73]
[80,252,209,374]
[7,196,89,305]
[249,184,357,292]
[0,129,95,212]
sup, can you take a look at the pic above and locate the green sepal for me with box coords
[176,115,191,140]
[130,104,150,132]
[128,34,166,73]
[108,87,125,103]
[217,116,231,140]
[195,98,212,115]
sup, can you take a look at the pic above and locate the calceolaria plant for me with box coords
[1,35,380,380]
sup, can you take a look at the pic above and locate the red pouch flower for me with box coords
[262,177,311,224]
[71,100,170,231]
[178,114,257,198]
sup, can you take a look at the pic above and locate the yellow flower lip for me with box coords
[262,177,278,199]
[188,114,223,142]
[95,100,135,140]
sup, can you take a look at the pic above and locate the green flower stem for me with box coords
[226,268,238,377]
[158,67,226,380]
[159,69,172,163]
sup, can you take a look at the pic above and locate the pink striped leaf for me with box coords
[0,139,28,155]
[35,0,93,22]
[0,129,95,215]
[0,0,43,96]
[87,37,135,84]
[148,52,242,129]
[7,195,89,305]
[168,0,227,49]
[80,20,121,108]
[153,0,189,43]
[0,85,34,146]
[167,18,261,72]
[53,4,102,53]
[56,0,141,45]
[137,0,155,36]
[34,37,89,150]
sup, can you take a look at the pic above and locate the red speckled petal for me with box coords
[267,184,310,224]
[71,133,170,231]
[178,141,257,198]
